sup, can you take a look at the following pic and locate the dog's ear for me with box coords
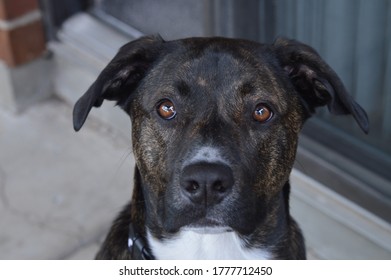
[273,37,369,134]
[73,35,164,131]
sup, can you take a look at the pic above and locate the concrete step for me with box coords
[0,99,133,259]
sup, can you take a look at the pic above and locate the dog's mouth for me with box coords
[183,226,233,234]
[181,217,234,234]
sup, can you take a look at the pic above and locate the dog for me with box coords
[73,35,369,259]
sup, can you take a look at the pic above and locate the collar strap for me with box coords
[128,223,154,260]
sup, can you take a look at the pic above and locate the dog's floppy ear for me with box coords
[273,37,369,134]
[73,35,164,131]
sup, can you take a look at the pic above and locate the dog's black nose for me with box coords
[180,163,234,205]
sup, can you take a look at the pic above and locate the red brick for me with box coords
[0,20,46,66]
[0,0,39,20]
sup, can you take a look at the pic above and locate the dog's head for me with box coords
[74,36,368,237]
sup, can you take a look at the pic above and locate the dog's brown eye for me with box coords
[157,100,176,120]
[253,103,273,123]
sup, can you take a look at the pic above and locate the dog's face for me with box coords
[73,36,368,238]
[130,38,305,235]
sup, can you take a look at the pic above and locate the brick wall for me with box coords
[0,0,46,67]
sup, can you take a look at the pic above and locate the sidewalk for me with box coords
[0,98,134,259]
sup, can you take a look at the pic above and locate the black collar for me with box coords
[128,223,154,260]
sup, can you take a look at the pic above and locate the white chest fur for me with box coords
[147,229,273,260]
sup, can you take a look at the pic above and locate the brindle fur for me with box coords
[73,35,369,260]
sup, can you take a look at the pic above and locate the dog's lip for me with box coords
[182,218,233,234]
[183,225,233,234]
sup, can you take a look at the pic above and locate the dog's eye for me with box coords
[157,100,177,120]
[253,103,273,123]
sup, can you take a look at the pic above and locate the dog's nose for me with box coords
[180,163,234,205]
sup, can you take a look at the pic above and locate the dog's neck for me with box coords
[130,167,148,236]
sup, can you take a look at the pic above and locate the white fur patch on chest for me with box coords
[147,229,273,260]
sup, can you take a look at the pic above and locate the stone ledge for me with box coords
[291,169,391,259]
[0,57,53,113]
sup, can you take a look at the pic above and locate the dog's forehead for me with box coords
[174,38,270,80]
[159,39,283,92]
[180,53,250,90]
[136,38,291,114]
[177,39,287,108]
